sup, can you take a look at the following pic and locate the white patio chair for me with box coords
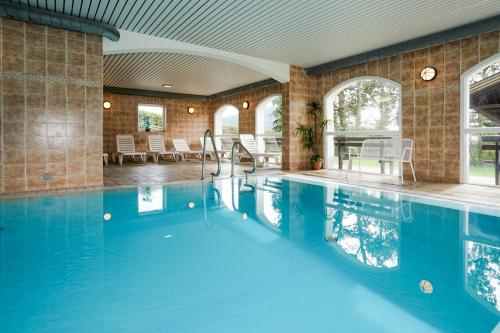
[115,135,146,165]
[199,136,222,160]
[348,138,416,183]
[147,135,178,163]
[172,139,202,161]
[239,134,281,167]
[400,139,417,183]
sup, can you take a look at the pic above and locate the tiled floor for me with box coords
[299,169,500,208]
[103,159,282,187]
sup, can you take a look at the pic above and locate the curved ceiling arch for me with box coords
[103,52,270,96]
[104,30,290,83]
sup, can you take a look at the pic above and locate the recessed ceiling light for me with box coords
[162,84,173,88]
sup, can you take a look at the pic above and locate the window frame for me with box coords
[323,76,402,169]
[460,53,500,185]
[137,103,166,132]
[255,94,283,152]
[214,104,239,138]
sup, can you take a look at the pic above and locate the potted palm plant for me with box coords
[296,102,328,170]
[144,115,152,132]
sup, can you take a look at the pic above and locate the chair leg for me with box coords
[410,161,416,182]
[400,163,404,185]
[118,155,123,165]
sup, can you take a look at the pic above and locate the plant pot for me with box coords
[312,161,322,170]
[145,128,151,132]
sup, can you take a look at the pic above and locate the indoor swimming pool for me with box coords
[0,176,499,332]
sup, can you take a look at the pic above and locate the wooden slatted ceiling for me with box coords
[103,53,269,95]
[10,0,500,67]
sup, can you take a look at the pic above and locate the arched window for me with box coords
[461,53,500,186]
[324,77,401,172]
[214,104,239,137]
[255,95,282,152]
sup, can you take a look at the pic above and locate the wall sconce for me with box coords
[103,101,112,109]
[420,67,437,81]
[242,101,249,109]
[187,107,195,114]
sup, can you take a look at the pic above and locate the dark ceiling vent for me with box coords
[0,2,120,41]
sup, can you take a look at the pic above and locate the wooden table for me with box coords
[333,136,393,174]
[481,135,500,185]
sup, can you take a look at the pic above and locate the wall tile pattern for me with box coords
[0,18,103,193]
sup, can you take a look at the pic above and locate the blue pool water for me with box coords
[0,176,499,333]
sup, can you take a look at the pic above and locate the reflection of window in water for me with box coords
[255,178,282,228]
[465,241,499,311]
[216,179,240,211]
[326,208,399,268]
[325,187,400,268]
[263,191,282,227]
[138,186,164,213]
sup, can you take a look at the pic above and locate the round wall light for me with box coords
[419,279,433,294]
[103,101,112,109]
[242,101,250,109]
[187,107,195,114]
[420,67,437,81]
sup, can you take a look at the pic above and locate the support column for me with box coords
[282,65,315,171]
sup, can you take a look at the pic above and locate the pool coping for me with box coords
[285,173,500,215]
[1,171,499,213]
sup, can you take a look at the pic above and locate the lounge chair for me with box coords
[172,139,202,161]
[115,135,146,165]
[239,134,281,167]
[200,136,228,160]
[147,135,178,163]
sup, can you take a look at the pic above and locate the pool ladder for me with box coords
[201,129,221,181]
[230,141,256,180]
[200,129,256,181]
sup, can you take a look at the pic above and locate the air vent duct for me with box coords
[0,2,119,41]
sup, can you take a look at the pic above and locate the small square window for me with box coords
[138,104,165,132]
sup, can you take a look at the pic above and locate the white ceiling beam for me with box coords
[103,29,290,83]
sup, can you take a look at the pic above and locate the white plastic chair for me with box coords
[239,134,281,167]
[400,139,416,183]
[115,135,146,165]
[348,138,416,183]
[147,135,178,163]
[172,139,202,161]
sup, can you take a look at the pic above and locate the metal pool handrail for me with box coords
[201,129,221,181]
[231,141,256,180]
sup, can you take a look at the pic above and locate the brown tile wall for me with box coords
[282,65,315,170]
[103,92,211,153]
[313,31,500,182]
[0,18,103,193]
